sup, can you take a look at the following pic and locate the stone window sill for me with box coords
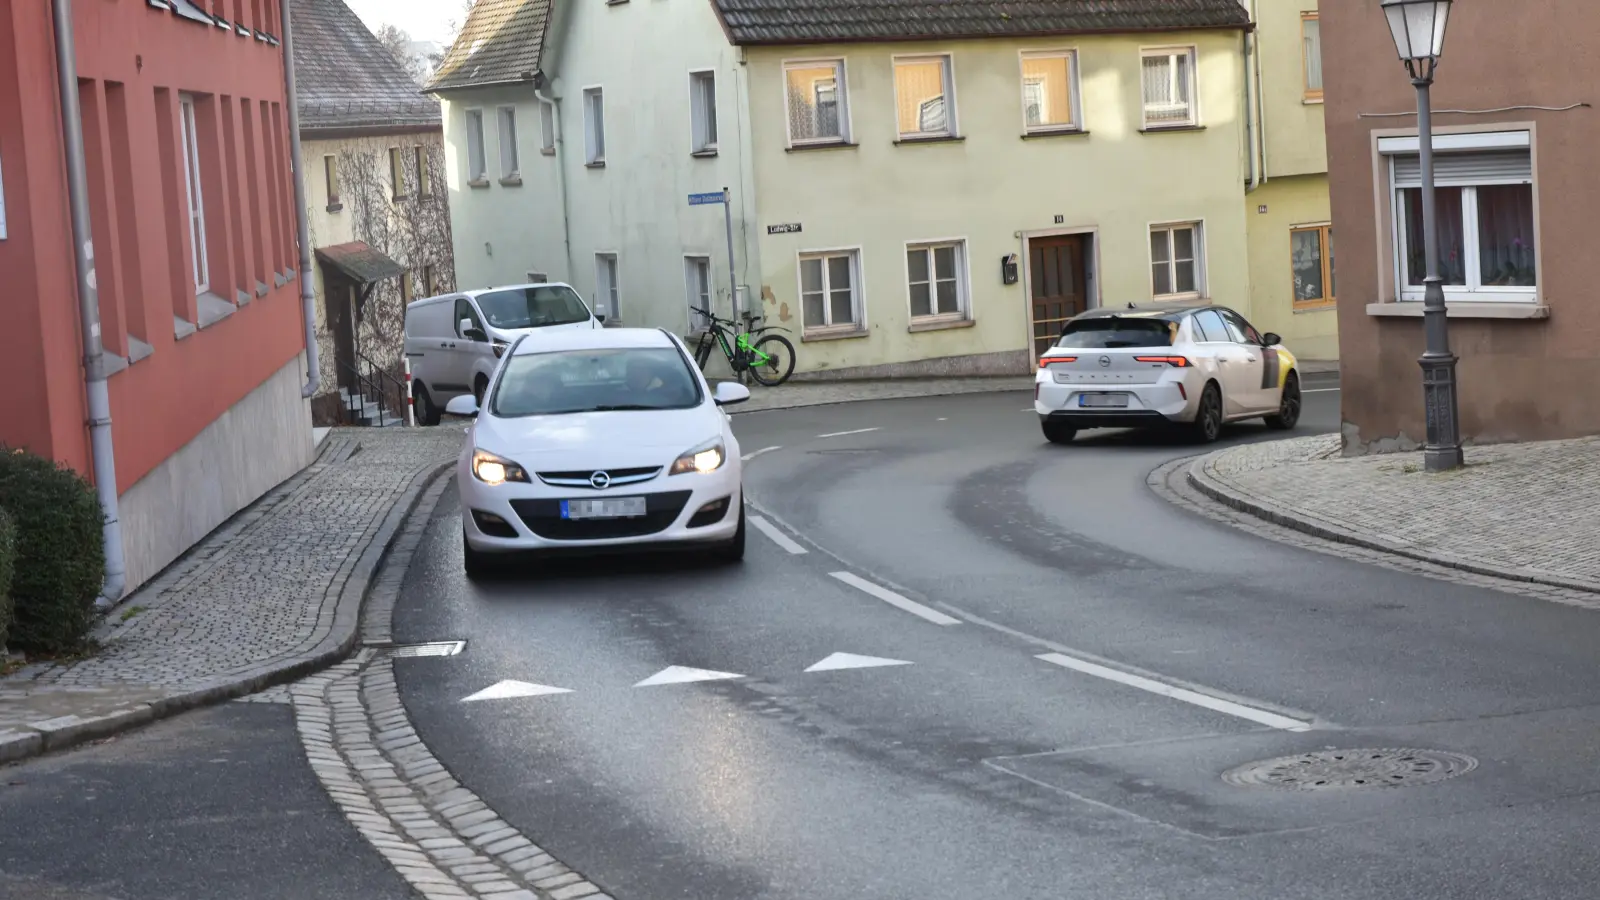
[586,161,606,169]
[1139,124,1205,134]
[691,148,719,158]
[499,175,523,187]
[174,315,197,340]
[1022,128,1089,140]
[234,289,252,306]
[128,335,155,365]
[1366,302,1550,320]
[786,141,857,153]
[255,280,270,299]
[540,147,557,156]
[801,327,869,343]
[908,317,974,333]
[893,135,964,146]
[326,202,344,213]
[198,291,237,329]
[1293,300,1337,314]
[467,177,490,189]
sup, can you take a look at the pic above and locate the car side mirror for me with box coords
[594,313,607,325]
[1261,332,1282,347]
[444,395,479,418]
[713,382,750,406]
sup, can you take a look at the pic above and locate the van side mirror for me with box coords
[458,317,486,342]
[444,395,479,418]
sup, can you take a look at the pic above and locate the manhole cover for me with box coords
[388,641,466,658]
[1222,748,1477,791]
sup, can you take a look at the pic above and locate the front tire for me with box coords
[1192,382,1223,444]
[1041,420,1078,445]
[748,335,796,387]
[1265,371,1302,430]
[717,500,747,563]
[463,531,494,581]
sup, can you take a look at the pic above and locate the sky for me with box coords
[343,0,461,46]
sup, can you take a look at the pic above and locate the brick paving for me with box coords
[1187,435,1600,594]
[0,427,463,762]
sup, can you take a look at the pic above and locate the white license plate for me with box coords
[1078,393,1129,408]
[561,497,647,520]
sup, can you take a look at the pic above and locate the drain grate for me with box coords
[387,640,466,658]
[1222,748,1478,791]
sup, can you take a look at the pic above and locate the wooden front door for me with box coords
[1028,235,1089,361]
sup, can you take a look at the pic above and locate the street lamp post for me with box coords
[1381,0,1462,471]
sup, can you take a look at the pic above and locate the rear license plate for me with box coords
[561,497,647,520]
[1078,393,1129,408]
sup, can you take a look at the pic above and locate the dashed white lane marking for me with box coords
[635,665,744,687]
[750,515,807,554]
[1035,653,1312,732]
[461,681,572,702]
[741,445,781,461]
[829,572,962,626]
[1302,388,1340,394]
[805,652,913,673]
[816,427,880,439]
[937,417,949,421]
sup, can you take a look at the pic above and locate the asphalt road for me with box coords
[0,702,409,900]
[395,379,1600,900]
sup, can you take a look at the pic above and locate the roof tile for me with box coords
[711,0,1251,45]
[290,0,441,132]
[425,0,552,94]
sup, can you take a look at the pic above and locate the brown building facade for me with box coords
[1323,0,1600,453]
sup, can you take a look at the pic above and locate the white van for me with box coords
[404,282,602,424]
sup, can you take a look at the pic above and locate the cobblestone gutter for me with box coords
[1182,435,1600,596]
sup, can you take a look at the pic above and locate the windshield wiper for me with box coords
[588,404,662,411]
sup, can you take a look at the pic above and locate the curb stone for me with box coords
[1171,450,1600,600]
[0,457,455,767]
[288,476,615,900]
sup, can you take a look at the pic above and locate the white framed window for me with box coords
[685,255,712,331]
[893,55,955,139]
[178,94,209,293]
[1302,13,1323,101]
[1020,50,1080,133]
[1140,47,1197,128]
[689,70,718,153]
[465,109,487,182]
[497,106,519,178]
[783,59,848,145]
[1388,142,1537,302]
[595,252,619,318]
[906,241,968,321]
[583,87,606,165]
[1150,222,1204,297]
[798,249,862,332]
[539,101,555,154]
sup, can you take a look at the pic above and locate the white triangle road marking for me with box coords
[805,652,913,673]
[461,680,573,703]
[634,665,744,687]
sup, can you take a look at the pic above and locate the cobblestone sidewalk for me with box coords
[0,427,463,763]
[1188,434,1600,594]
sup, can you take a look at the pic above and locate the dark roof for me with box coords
[425,0,552,94]
[710,0,1251,45]
[291,0,441,133]
[316,242,407,283]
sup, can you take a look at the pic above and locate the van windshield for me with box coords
[476,286,592,330]
[1057,317,1176,349]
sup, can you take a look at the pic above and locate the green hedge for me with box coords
[0,508,15,654]
[0,449,105,654]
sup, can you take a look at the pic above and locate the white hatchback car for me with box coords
[446,328,750,578]
[1034,305,1302,444]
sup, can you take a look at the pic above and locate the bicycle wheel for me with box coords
[749,334,796,386]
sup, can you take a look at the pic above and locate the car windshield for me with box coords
[475,286,591,330]
[490,347,703,417]
[1056,317,1176,349]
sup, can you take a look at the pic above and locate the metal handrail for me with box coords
[337,353,409,426]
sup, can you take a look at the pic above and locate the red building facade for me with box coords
[0,0,316,592]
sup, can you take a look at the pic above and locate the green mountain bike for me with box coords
[691,306,796,387]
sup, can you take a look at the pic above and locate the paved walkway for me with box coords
[1,428,463,763]
[1188,434,1600,593]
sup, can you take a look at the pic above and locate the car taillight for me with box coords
[1038,355,1077,367]
[1134,356,1190,367]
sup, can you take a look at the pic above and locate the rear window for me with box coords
[1057,317,1176,349]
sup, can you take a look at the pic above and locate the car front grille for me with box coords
[510,490,692,540]
[536,466,662,489]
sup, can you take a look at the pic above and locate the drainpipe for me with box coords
[52,0,126,607]
[282,0,319,398]
[535,83,574,285]
[1243,31,1258,192]
[1254,16,1269,186]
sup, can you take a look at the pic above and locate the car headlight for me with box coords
[471,448,530,485]
[669,440,725,475]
